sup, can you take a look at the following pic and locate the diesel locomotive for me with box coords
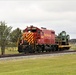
[18,26,71,53]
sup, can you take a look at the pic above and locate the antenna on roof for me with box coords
[41,27,46,29]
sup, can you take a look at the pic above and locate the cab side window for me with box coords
[42,32,44,36]
[37,30,40,34]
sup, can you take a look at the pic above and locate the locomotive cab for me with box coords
[56,31,71,50]
[24,26,41,39]
[18,26,41,53]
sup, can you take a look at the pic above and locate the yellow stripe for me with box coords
[59,45,71,48]
[23,32,35,44]
[28,33,33,43]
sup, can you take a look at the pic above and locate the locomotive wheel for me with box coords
[41,45,45,52]
[51,45,58,51]
[18,45,23,53]
[66,47,70,50]
[36,45,42,53]
[23,45,34,53]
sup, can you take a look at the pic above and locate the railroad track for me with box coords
[0,50,76,58]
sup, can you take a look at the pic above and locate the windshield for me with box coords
[27,27,37,32]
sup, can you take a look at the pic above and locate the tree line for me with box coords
[0,21,22,55]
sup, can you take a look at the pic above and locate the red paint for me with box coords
[23,26,55,45]
[37,29,55,44]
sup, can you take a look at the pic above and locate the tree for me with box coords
[10,28,22,44]
[0,21,12,55]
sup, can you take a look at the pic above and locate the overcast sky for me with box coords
[0,0,76,39]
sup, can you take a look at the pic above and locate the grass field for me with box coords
[0,54,76,75]
[0,47,18,55]
[70,44,76,50]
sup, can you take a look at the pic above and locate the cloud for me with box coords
[39,1,76,12]
[0,0,76,39]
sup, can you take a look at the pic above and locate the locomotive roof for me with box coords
[23,25,55,32]
[41,28,55,32]
[23,25,42,32]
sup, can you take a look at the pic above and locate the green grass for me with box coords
[0,47,18,54]
[5,47,18,54]
[0,54,76,75]
[70,44,76,50]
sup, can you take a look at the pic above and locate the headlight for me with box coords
[62,33,66,36]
